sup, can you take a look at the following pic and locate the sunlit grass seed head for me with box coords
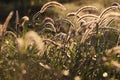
[22,16,29,21]
[103,12,120,20]
[16,31,44,55]
[16,38,25,53]
[2,11,13,33]
[42,17,55,24]
[77,14,99,23]
[107,46,120,56]
[111,60,120,72]
[76,6,99,15]
[67,12,77,17]
[99,6,120,18]
[0,24,2,37]
[20,16,29,26]
[25,31,44,55]
[111,2,120,7]
[40,1,66,13]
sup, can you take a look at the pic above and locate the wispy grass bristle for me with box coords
[42,17,55,24]
[67,12,77,17]
[112,2,120,6]
[43,39,60,46]
[104,12,120,19]
[2,11,13,33]
[99,6,120,18]
[4,31,17,38]
[80,23,94,43]
[77,14,99,22]
[98,12,120,26]
[20,16,29,26]
[76,6,99,15]
[40,1,66,13]
[15,10,19,30]
[42,22,56,33]
[16,31,44,55]
[111,60,120,71]
[107,46,120,56]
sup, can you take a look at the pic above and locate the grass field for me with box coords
[0,0,120,80]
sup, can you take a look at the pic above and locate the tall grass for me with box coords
[0,1,120,80]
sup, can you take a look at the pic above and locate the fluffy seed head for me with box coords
[112,2,120,6]
[67,12,77,17]
[16,31,44,55]
[42,17,55,24]
[2,11,13,33]
[25,31,44,55]
[16,38,25,52]
[76,6,99,15]
[40,1,66,13]
[0,24,2,37]
[22,16,29,21]
[111,60,120,71]
[77,14,99,22]
[99,6,120,18]
[103,12,120,20]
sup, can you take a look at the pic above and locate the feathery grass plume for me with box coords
[56,18,75,28]
[80,29,91,44]
[55,32,67,41]
[98,12,120,26]
[67,12,76,17]
[76,19,97,36]
[25,31,44,55]
[20,16,29,26]
[117,34,120,45]
[75,20,87,36]
[106,46,120,56]
[111,60,120,71]
[32,11,41,21]
[43,39,61,47]
[2,11,13,33]
[15,10,19,29]
[16,38,25,53]
[76,6,99,15]
[99,27,120,33]
[42,22,56,33]
[98,17,108,26]
[76,25,86,36]
[98,18,114,27]
[0,24,2,37]
[4,31,17,38]
[112,2,120,6]
[103,12,120,19]
[77,14,99,23]
[67,12,80,18]
[40,1,66,13]
[99,6,120,18]
[42,17,55,24]
[80,23,95,44]
[16,31,44,55]
[15,10,20,36]
[55,32,67,38]
[106,19,114,26]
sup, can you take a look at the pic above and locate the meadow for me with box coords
[0,1,120,80]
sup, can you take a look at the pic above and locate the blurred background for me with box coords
[0,0,120,23]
